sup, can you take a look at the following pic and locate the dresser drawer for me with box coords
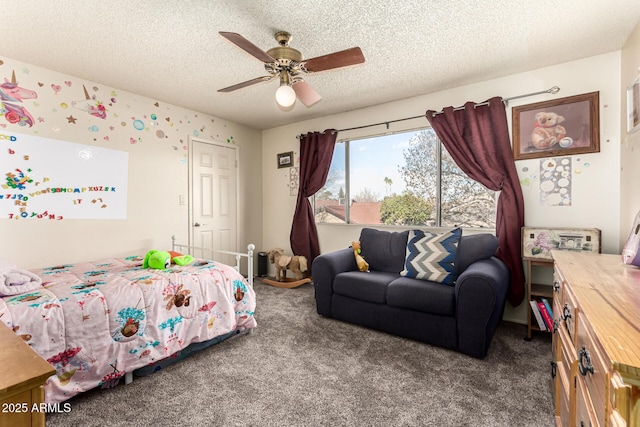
[551,294,562,404]
[558,384,571,427]
[576,375,600,427]
[561,284,579,344]
[557,324,577,426]
[609,372,631,425]
[609,409,627,427]
[552,293,562,363]
[556,349,573,427]
[0,388,40,427]
[552,269,564,303]
[552,282,562,318]
[559,325,576,385]
[551,337,561,408]
[576,314,608,426]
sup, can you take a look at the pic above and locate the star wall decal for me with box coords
[66,115,77,124]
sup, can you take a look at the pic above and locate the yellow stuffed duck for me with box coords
[351,241,369,272]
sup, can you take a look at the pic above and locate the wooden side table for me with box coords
[524,257,555,340]
[521,226,601,340]
[0,323,55,427]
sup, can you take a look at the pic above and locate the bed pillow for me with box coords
[400,228,461,285]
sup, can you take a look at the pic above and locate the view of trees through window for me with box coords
[314,128,497,228]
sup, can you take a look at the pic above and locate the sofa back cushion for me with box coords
[359,228,409,274]
[358,228,499,278]
[455,234,499,276]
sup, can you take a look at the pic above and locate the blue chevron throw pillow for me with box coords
[400,228,462,284]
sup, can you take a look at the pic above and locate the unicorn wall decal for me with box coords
[0,70,37,127]
[72,85,107,119]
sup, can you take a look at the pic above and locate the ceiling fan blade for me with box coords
[292,80,322,107]
[219,31,276,63]
[303,47,365,72]
[218,76,273,93]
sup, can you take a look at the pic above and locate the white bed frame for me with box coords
[171,235,255,288]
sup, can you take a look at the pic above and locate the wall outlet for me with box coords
[179,195,186,205]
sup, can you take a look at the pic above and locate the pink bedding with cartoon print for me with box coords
[0,255,256,403]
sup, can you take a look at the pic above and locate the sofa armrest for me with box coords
[454,256,510,358]
[312,248,357,316]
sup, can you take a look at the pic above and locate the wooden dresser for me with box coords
[0,323,55,427]
[552,251,640,426]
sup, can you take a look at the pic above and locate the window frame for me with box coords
[312,126,496,229]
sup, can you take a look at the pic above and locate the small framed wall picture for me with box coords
[277,151,293,168]
[627,74,640,134]
[512,91,600,160]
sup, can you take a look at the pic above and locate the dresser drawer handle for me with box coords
[553,281,560,293]
[553,319,559,334]
[578,346,594,376]
[550,361,557,379]
[561,304,572,321]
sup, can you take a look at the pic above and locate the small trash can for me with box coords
[257,252,268,277]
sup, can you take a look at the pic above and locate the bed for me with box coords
[0,238,257,403]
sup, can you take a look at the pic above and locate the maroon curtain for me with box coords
[290,129,338,267]
[426,97,525,306]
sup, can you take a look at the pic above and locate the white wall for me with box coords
[0,56,263,269]
[515,53,621,253]
[262,52,623,322]
[620,21,640,248]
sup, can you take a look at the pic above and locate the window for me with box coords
[314,128,496,228]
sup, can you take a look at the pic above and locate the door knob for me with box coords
[194,222,201,227]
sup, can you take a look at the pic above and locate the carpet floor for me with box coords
[46,279,554,427]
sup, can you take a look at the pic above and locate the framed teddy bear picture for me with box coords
[511,91,600,160]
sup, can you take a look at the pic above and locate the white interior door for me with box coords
[190,139,238,265]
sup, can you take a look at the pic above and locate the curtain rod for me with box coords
[429,86,561,117]
[296,86,560,139]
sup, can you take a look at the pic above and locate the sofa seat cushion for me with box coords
[333,271,397,304]
[386,276,456,316]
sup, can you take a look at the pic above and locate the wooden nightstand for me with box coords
[0,323,55,427]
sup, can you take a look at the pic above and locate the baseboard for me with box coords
[502,314,526,325]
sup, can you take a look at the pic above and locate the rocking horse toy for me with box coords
[263,248,311,288]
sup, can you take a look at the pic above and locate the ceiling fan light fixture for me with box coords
[275,73,296,108]
[275,84,296,108]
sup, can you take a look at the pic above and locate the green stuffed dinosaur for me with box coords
[143,250,194,270]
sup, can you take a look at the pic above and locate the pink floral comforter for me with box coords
[0,256,256,403]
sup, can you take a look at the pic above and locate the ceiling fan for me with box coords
[218,31,365,108]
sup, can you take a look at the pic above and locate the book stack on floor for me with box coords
[529,297,553,332]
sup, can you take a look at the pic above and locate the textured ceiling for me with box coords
[1,1,639,130]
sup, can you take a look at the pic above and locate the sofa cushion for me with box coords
[359,228,409,274]
[400,228,461,285]
[333,271,398,304]
[454,234,499,276]
[387,277,456,316]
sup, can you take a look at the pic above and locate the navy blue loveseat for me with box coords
[312,228,510,358]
